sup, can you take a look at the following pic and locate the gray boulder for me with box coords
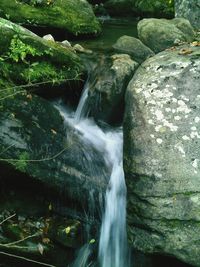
[124,44,200,266]
[0,93,109,211]
[87,54,138,124]
[138,18,195,53]
[113,35,154,63]
[175,0,200,29]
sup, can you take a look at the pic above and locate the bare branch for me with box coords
[0,251,57,267]
[0,214,16,226]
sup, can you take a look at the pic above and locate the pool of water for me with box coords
[75,17,138,52]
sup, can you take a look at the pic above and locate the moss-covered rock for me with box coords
[0,18,84,97]
[113,35,154,63]
[104,0,174,17]
[0,0,101,36]
[138,18,195,53]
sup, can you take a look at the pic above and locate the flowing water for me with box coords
[56,78,128,267]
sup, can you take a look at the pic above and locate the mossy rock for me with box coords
[0,0,101,36]
[0,18,84,97]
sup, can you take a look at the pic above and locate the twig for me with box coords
[0,214,16,226]
[2,233,39,247]
[0,251,57,267]
[0,145,69,163]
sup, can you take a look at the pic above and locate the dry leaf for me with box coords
[191,41,200,47]
[42,237,50,244]
[51,129,57,135]
[178,48,193,55]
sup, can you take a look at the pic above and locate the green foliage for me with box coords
[19,0,54,7]
[22,61,66,83]
[14,152,29,172]
[8,35,43,63]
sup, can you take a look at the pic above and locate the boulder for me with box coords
[87,54,138,125]
[175,0,200,29]
[0,92,109,210]
[124,44,200,266]
[138,18,195,53]
[0,0,101,36]
[113,35,154,63]
[0,18,84,98]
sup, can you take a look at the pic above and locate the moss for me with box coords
[0,0,101,35]
[134,0,174,18]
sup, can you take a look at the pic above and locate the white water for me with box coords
[56,82,128,267]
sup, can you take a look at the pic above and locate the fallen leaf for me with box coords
[42,237,50,244]
[89,239,95,244]
[178,48,193,55]
[38,243,44,255]
[51,129,57,135]
[191,41,200,47]
[64,226,71,234]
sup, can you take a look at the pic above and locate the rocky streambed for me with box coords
[0,1,200,267]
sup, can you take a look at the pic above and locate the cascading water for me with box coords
[56,77,128,267]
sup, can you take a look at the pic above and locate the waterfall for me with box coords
[56,76,128,267]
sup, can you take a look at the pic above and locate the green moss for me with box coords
[134,0,174,17]
[0,0,101,35]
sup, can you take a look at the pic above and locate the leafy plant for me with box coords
[14,152,29,172]
[8,35,43,63]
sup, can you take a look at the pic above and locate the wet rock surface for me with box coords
[124,44,200,266]
[175,0,200,29]
[87,54,138,125]
[138,18,195,53]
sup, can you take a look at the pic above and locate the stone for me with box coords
[43,34,55,42]
[175,0,200,29]
[87,54,138,125]
[113,35,154,63]
[0,0,101,36]
[0,18,84,97]
[124,44,200,266]
[0,93,109,210]
[138,18,195,53]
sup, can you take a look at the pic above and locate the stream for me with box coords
[55,75,129,267]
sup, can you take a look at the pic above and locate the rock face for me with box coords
[124,44,200,266]
[113,35,154,63]
[0,93,109,211]
[175,0,200,29]
[0,0,101,36]
[87,54,138,125]
[138,18,195,53]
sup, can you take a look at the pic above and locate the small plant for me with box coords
[14,152,29,172]
[8,35,43,63]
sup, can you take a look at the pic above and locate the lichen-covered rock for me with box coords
[175,0,200,29]
[0,0,101,36]
[113,35,154,63]
[87,54,138,125]
[138,18,195,53]
[124,44,200,266]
